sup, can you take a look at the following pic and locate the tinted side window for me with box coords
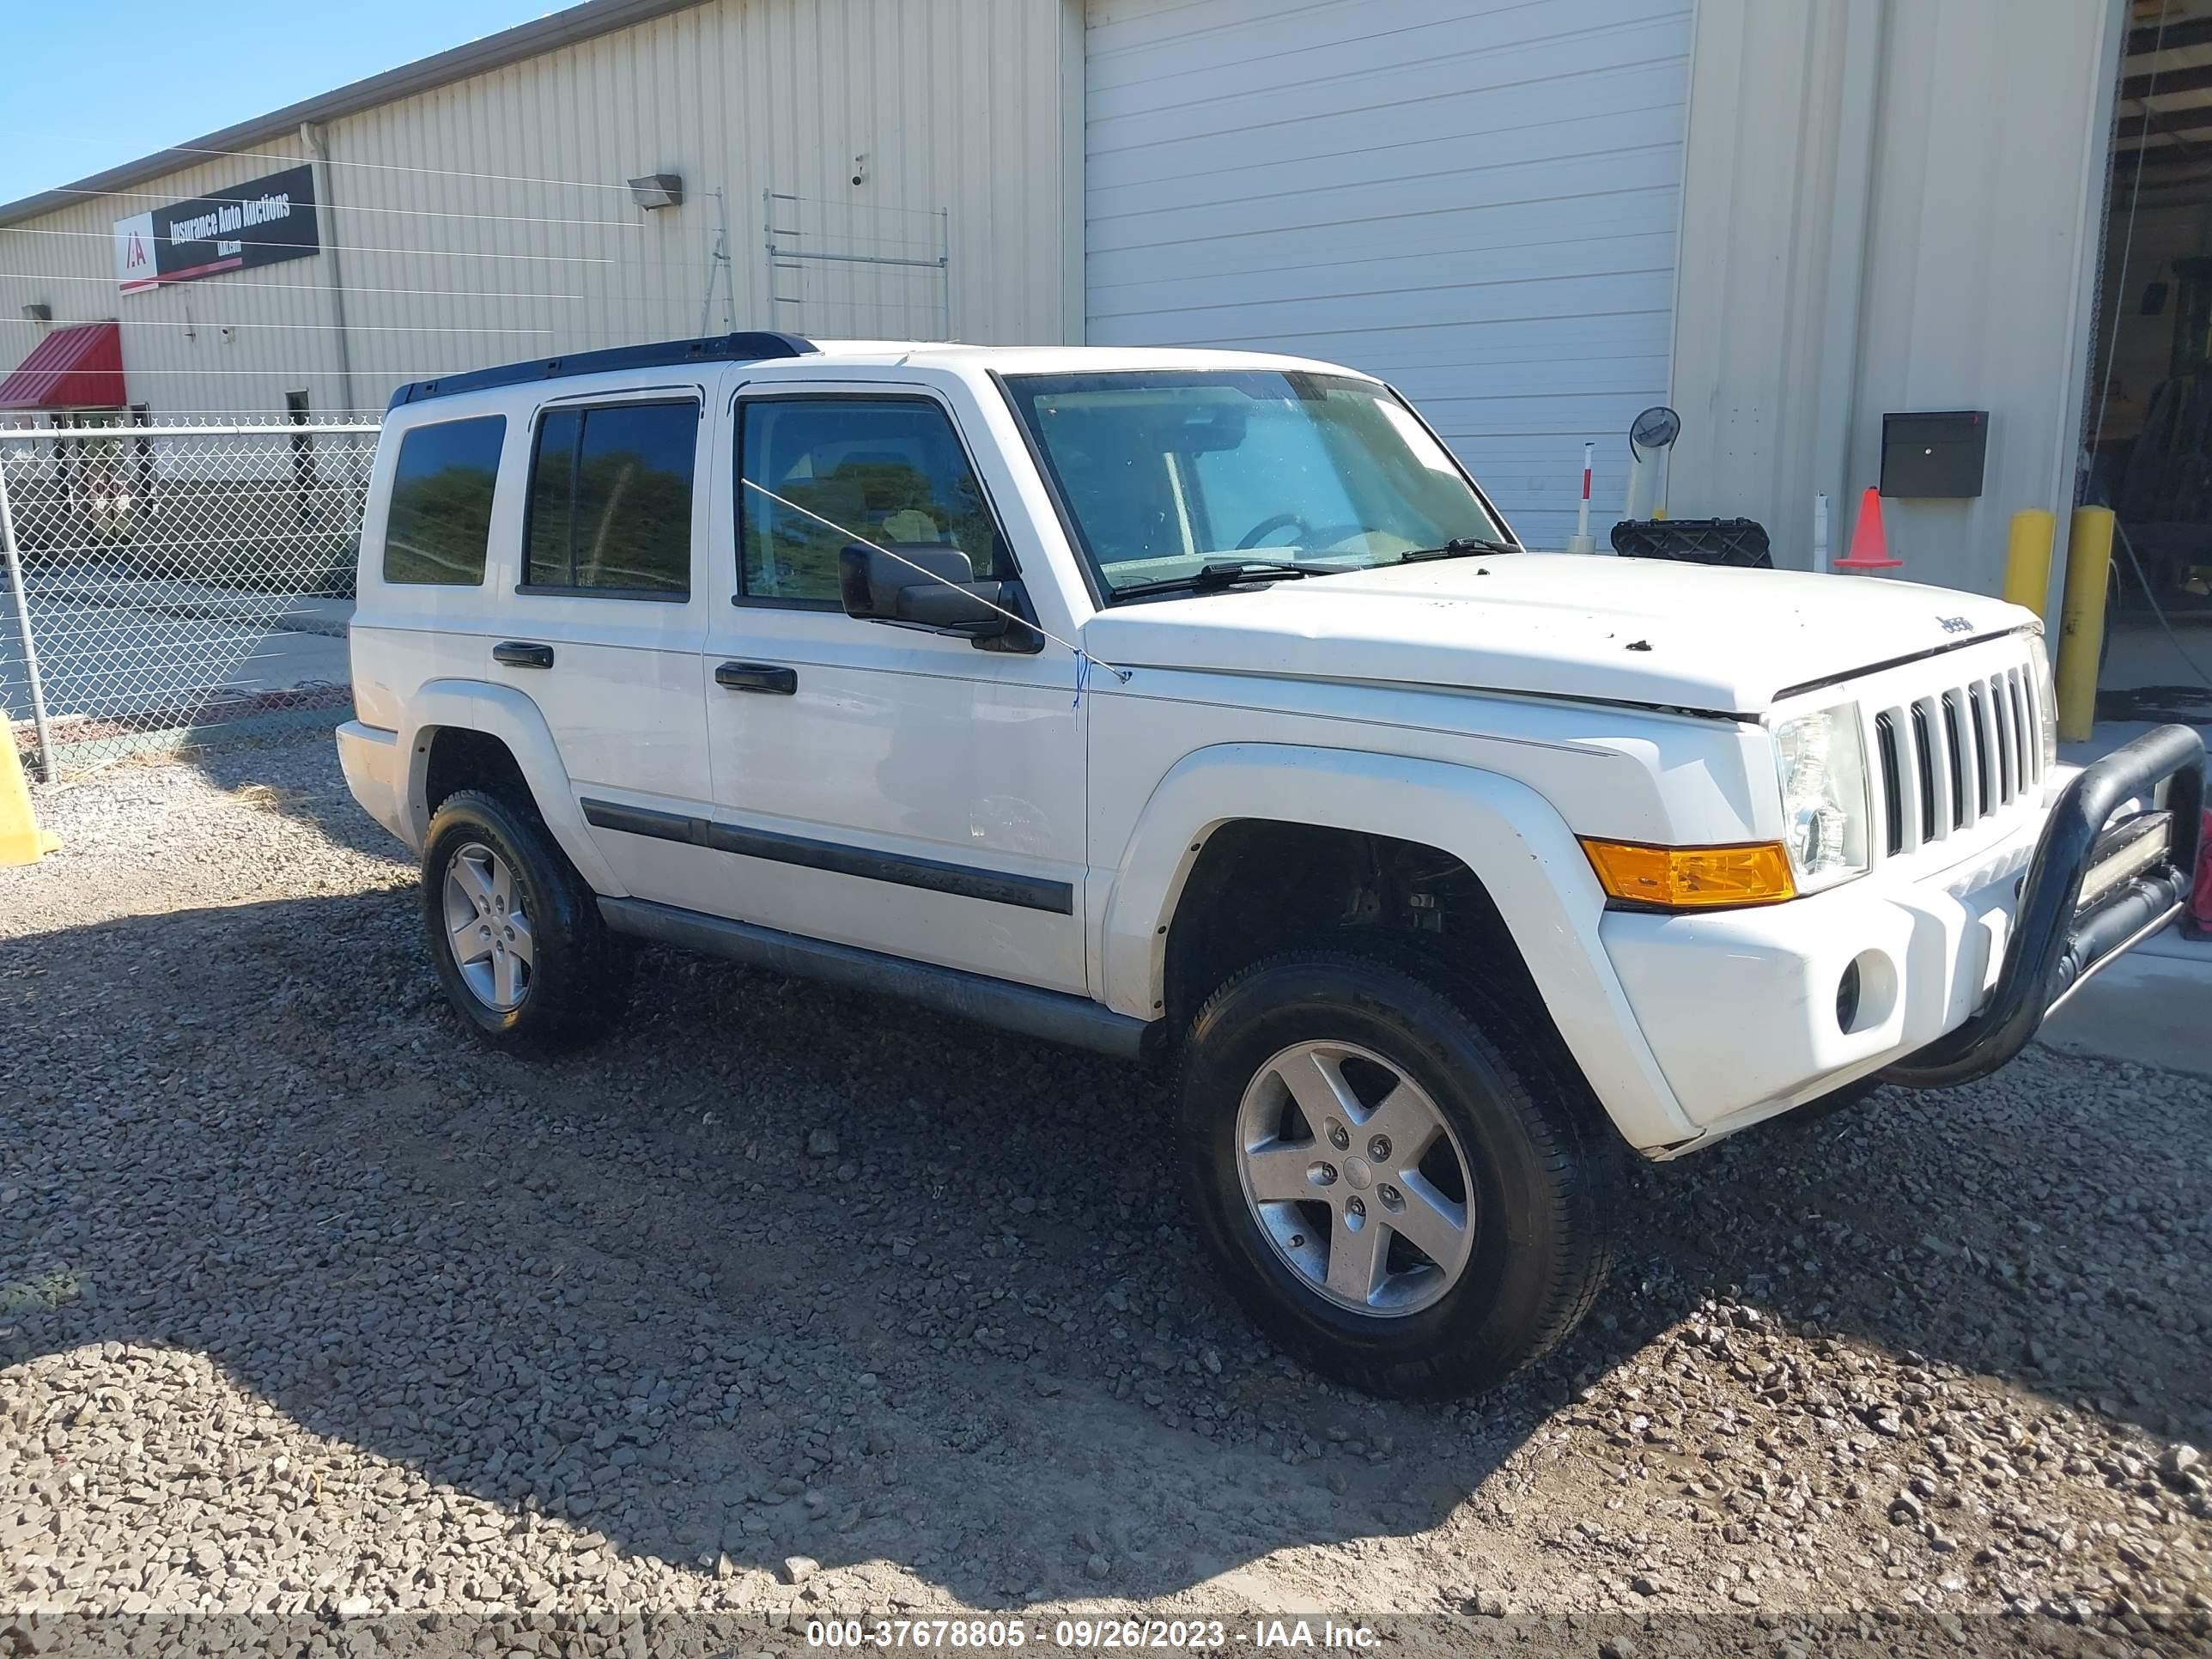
[526,408,580,586]
[739,398,1004,604]
[524,400,696,597]
[383,416,505,585]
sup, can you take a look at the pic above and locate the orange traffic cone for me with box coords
[1832,486,1902,572]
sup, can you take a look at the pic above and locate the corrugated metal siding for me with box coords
[0,135,352,418]
[1662,0,1861,573]
[1846,0,2118,599]
[1666,0,2121,597]
[1084,0,1693,548]
[0,0,1077,422]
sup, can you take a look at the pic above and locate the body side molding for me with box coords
[580,797,1074,915]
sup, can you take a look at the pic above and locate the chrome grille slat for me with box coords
[1875,710,1901,856]
[1911,698,1942,842]
[2008,672,2026,800]
[2008,671,2025,794]
[1967,684,1992,819]
[1893,708,1922,853]
[1990,683,2005,808]
[1992,675,2015,805]
[1942,691,1969,830]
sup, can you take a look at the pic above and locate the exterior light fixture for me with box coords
[21,302,51,323]
[628,173,684,210]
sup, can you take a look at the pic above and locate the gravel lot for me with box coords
[3,733,2209,1656]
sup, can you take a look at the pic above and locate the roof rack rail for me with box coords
[388,331,817,408]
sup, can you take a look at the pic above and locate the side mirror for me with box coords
[838,542,1007,635]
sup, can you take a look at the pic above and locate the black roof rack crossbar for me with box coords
[388,331,817,408]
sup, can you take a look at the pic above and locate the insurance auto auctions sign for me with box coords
[112,163,319,294]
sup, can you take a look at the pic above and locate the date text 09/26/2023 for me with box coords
[805,1618,1381,1650]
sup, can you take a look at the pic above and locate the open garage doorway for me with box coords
[2087,0,2212,730]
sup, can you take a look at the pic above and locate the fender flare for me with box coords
[1091,742,1697,1151]
[398,678,629,897]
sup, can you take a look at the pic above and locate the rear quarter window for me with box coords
[382,415,507,586]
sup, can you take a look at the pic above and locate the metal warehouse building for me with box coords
[1,0,2207,615]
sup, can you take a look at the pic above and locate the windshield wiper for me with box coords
[1398,536,1520,562]
[1111,559,1346,599]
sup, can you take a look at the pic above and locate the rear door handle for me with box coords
[716,661,797,696]
[493,641,556,669]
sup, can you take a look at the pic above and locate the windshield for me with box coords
[1000,369,1511,597]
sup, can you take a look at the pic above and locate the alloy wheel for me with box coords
[1233,1039,1476,1316]
[441,841,533,1012]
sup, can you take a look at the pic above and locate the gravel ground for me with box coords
[3,733,2209,1656]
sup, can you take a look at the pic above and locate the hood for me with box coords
[1080,554,2034,715]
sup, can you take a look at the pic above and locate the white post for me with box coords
[1625,451,1650,523]
[1567,441,1595,554]
[0,452,57,783]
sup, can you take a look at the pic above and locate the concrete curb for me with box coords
[138,598,353,639]
[2036,927,2212,1079]
[107,591,355,640]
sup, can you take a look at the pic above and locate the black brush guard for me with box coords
[1882,723,2204,1089]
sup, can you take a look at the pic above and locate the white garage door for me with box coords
[1085,0,1692,549]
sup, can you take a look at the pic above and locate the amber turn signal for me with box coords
[1579,838,1797,909]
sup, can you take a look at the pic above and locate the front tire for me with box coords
[1178,948,1621,1400]
[421,788,629,1053]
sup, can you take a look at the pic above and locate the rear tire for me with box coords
[421,788,629,1054]
[1177,946,1622,1400]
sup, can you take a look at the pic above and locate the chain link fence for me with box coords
[1,418,379,779]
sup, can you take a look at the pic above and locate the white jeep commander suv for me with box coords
[338,331,2203,1398]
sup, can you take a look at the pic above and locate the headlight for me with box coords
[1771,703,1869,892]
[2032,646,2058,775]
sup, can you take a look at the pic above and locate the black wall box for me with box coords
[1881,410,1988,499]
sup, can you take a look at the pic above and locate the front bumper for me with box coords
[1881,722,2203,1088]
[1600,724,2203,1144]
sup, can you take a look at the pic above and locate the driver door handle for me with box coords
[716,660,797,696]
[493,641,555,669]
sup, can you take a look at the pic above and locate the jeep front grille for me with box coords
[1871,659,2046,859]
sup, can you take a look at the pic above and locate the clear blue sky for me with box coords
[1,1,558,204]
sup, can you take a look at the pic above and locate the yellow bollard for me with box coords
[2003,508,2056,617]
[2056,506,2115,744]
[0,727,55,866]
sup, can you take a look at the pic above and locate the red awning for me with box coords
[0,322,125,410]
